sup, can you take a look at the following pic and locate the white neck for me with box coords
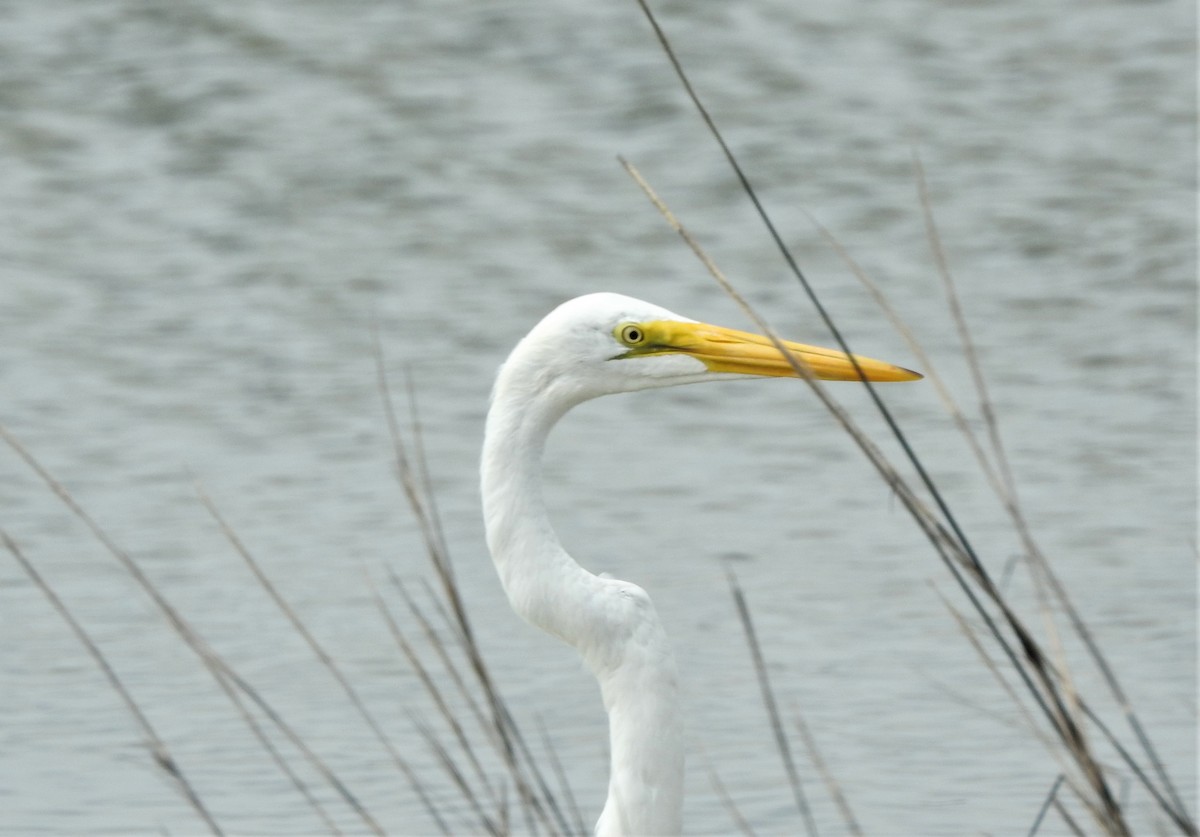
[481,363,685,836]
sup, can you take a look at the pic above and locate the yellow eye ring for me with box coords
[617,323,646,346]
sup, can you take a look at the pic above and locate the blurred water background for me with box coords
[0,0,1195,834]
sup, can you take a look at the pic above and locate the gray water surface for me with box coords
[0,1,1195,834]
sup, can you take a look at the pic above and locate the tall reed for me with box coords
[2,1,1193,834]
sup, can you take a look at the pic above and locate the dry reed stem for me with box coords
[726,569,818,837]
[367,574,498,825]
[1,530,224,836]
[1029,775,1067,836]
[934,586,1096,813]
[910,152,1191,830]
[620,153,1086,772]
[195,481,452,831]
[391,571,584,835]
[909,148,1098,827]
[623,5,1195,830]
[788,704,863,837]
[392,574,502,757]
[804,214,1010,505]
[373,336,581,835]
[820,185,1193,833]
[622,146,1199,833]
[699,744,757,837]
[393,573,580,834]
[0,422,382,836]
[209,667,348,835]
[1055,795,1090,836]
[534,714,587,836]
[411,712,500,835]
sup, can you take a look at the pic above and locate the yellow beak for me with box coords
[625,320,922,382]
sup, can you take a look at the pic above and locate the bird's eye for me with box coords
[618,324,646,346]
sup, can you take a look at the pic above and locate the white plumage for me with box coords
[481,293,918,835]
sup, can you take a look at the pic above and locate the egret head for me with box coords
[495,293,920,413]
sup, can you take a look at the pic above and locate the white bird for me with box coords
[480,293,920,836]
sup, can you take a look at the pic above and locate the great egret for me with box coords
[480,293,920,836]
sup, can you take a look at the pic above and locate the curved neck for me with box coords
[481,369,685,835]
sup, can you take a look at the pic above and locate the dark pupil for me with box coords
[627,328,641,342]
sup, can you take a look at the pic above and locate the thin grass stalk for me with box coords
[1053,574,1189,829]
[617,155,1143,833]
[699,745,756,837]
[374,346,574,836]
[404,370,453,581]
[373,336,534,824]
[209,665,348,835]
[935,588,1097,812]
[636,0,1050,660]
[804,228,1117,811]
[0,422,384,836]
[1031,545,1192,833]
[1029,776,1067,837]
[403,534,568,836]
[627,7,1114,797]
[896,152,1191,832]
[934,587,1067,757]
[240,655,399,832]
[1055,797,1089,837]
[395,575,501,754]
[196,482,452,832]
[411,713,502,836]
[726,570,818,837]
[821,192,1194,833]
[402,572,582,836]
[413,575,472,646]
[534,715,587,836]
[372,325,450,579]
[369,578,501,819]
[615,9,1151,815]
[811,225,1110,800]
[915,138,1190,835]
[910,149,1020,505]
[497,778,512,836]
[909,152,1171,831]
[789,704,863,837]
[805,215,1010,503]
[628,7,1037,645]
[2,531,224,837]
[1074,701,1190,827]
[630,0,985,575]
[175,626,378,835]
[619,156,1073,742]
[488,693,577,835]
[942,580,1189,829]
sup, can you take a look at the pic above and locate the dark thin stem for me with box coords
[0,423,383,836]
[628,4,1145,830]
[1054,797,1088,837]
[196,483,449,833]
[1029,776,1066,837]
[373,339,573,836]
[411,712,501,836]
[790,703,863,836]
[3,531,224,837]
[913,149,1192,835]
[619,155,1080,781]
[727,569,818,837]
[534,715,587,836]
[700,746,756,837]
[370,579,493,829]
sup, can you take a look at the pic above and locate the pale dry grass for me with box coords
[2,1,1194,834]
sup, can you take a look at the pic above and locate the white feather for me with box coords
[482,294,729,835]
